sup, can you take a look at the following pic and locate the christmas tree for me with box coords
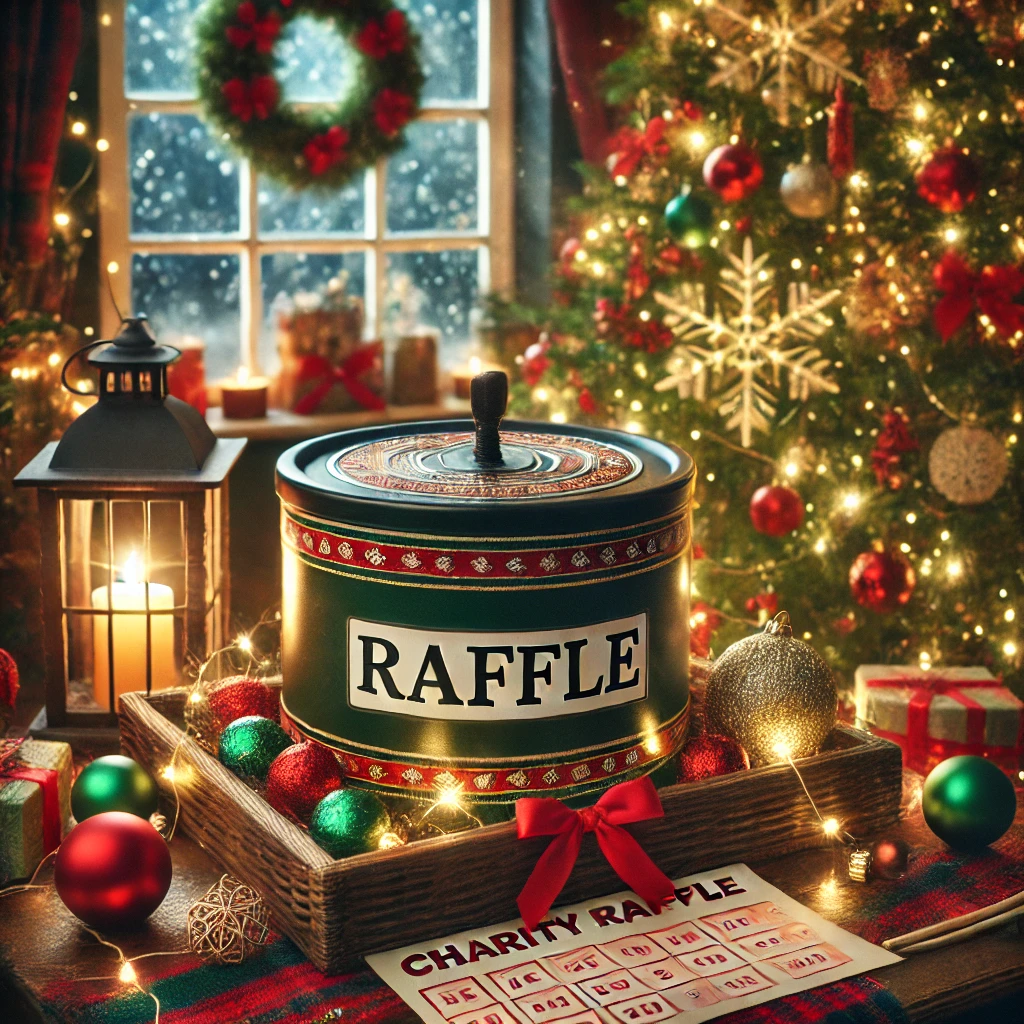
[508,1,1024,690]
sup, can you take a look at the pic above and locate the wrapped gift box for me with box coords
[0,738,73,884]
[854,665,1023,775]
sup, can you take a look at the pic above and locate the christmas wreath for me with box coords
[195,0,424,189]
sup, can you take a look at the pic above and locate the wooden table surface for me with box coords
[2,797,1023,1023]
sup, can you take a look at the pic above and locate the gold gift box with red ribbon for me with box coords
[854,665,1023,776]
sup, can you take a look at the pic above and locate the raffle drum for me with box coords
[275,373,695,818]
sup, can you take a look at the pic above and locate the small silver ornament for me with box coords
[780,162,839,218]
[703,611,837,766]
[928,425,1008,505]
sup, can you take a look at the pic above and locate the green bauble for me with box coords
[310,788,391,858]
[922,756,1016,851]
[664,191,713,248]
[71,755,159,822]
[217,716,292,783]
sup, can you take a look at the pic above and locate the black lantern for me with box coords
[15,316,246,729]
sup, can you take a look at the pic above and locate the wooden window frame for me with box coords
[96,0,514,378]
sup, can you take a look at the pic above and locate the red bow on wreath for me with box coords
[294,347,385,415]
[373,89,414,137]
[515,777,675,931]
[225,1,281,53]
[221,75,279,122]
[303,125,350,176]
[933,251,1024,342]
[609,117,669,179]
[357,9,408,60]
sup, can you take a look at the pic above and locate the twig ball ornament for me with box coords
[266,741,346,824]
[780,162,838,218]
[749,484,804,537]
[310,788,391,858]
[849,549,916,614]
[664,191,714,248]
[702,142,764,202]
[928,425,1008,505]
[187,874,270,964]
[217,715,293,783]
[71,754,159,822]
[208,676,281,732]
[54,812,172,928]
[922,755,1016,851]
[676,732,750,783]
[703,612,837,766]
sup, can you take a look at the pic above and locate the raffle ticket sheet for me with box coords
[367,863,900,1024]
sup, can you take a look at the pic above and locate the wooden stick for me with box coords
[883,889,1024,951]
[894,904,1024,955]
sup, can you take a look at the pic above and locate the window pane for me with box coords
[132,253,242,382]
[274,13,363,104]
[125,0,203,99]
[130,113,242,238]
[258,174,368,238]
[399,0,480,106]
[260,252,368,375]
[386,120,481,235]
[385,248,483,367]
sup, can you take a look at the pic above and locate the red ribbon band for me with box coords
[293,345,385,415]
[515,776,675,931]
[0,739,62,855]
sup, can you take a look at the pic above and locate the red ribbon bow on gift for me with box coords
[515,777,675,931]
[294,346,385,415]
[303,126,350,177]
[221,75,279,123]
[932,251,1024,343]
[0,738,62,855]
[609,118,669,179]
[225,2,281,53]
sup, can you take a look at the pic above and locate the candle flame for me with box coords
[468,356,482,375]
[237,365,250,385]
[122,551,141,586]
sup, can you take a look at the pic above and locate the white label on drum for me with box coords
[347,613,648,721]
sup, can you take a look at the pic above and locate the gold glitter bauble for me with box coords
[928,425,1008,505]
[703,612,837,766]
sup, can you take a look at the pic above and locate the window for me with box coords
[97,0,513,383]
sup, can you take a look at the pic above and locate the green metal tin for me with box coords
[276,404,694,818]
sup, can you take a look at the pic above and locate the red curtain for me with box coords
[548,0,635,165]
[0,0,82,266]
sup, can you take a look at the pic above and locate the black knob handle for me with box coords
[471,370,507,467]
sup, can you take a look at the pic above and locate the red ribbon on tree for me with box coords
[221,75,279,122]
[609,117,669,178]
[225,1,281,52]
[515,777,675,931]
[293,346,385,415]
[932,251,1024,342]
[0,739,61,855]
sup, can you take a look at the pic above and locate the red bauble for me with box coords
[749,485,804,537]
[870,837,910,880]
[849,550,916,614]
[54,812,172,929]
[677,733,750,783]
[559,237,581,264]
[208,676,280,731]
[917,148,979,213]
[702,143,763,202]
[265,741,345,824]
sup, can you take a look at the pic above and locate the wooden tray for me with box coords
[119,687,902,973]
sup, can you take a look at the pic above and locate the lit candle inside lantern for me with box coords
[221,364,269,419]
[453,355,498,400]
[92,551,176,708]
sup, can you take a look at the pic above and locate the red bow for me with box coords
[373,88,414,137]
[294,346,385,415]
[933,251,1024,342]
[221,75,279,122]
[225,2,281,52]
[515,777,675,931]
[609,117,669,178]
[303,125,350,176]
[357,9,408,60]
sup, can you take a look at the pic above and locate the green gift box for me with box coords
[0,738,73,885]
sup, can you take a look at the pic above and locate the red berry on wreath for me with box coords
[357,9,408,59]
[703,143,763,202]
[849,549,916,613]
[677,733,749,783]
[374,89,414,136]
[917,147,979,213]
[208,676,280,732]
[266,741,345,825]
[749,485,804,537]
